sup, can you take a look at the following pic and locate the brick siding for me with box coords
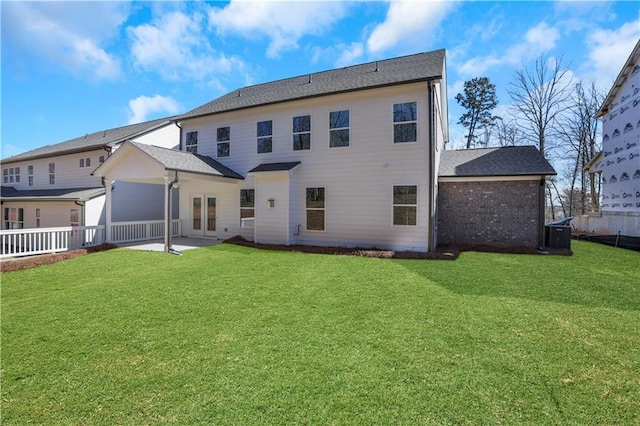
[437,180,541,248]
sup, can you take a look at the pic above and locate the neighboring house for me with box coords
[438,146,556,248]
[1,118,179,230]
[580,39,640,237]
[95,50,449,252]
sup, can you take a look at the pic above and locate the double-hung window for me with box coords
[28,165,34,186]
[257,120,273,153]
[393,185,417,226]
[306,187,325,231]
[240,189,255,228]
[217,127,230,157]
[4,167,19,183]
[79,157,91,168]
[293,115,311,151]
[4,207,24,229]
[186,131,198,153]
[329,110,349,148]
[49,163,55,185]
[393,102,417,143]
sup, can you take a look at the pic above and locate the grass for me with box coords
[1,240,639,424]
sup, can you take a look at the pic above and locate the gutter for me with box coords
[427,82,436,252]
[165,171,180,255]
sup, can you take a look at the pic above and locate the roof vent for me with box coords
[103,131,106,137]
[84,133,88,139]
[237,90,242,97]
[308,74,313,84]
[375,61,379,72]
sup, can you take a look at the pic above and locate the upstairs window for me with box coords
[217,126,230,157]
[257,120,273,154]
[49,163,55,185]
[240,189,255,228]
[14,167,20,183]
[393,185,417,226]
[79,158,91,168]
[329,110,349,148]
[186,131,198,153]
[99,155,105,163]
[393,102,417,143]
[28,165,34,186]
[293,115,311,151]
[4,167,19,183]
[2,169,7,184]
[306,187,325,231]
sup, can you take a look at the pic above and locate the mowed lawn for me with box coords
[1,241,638,424]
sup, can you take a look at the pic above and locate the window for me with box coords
[293,115,311,150]
[393,185,417,226]
[4,207,24,229]
[99,155,105,163]
[240,189,255,228]
[15,167,20,183]
[393,102,417,143]
[28,166,34,186]
[49,163,55,185]
[79,158,91,168]
[217,126,230,157]
[306,187,325,231]
[4,167,19,183]
[257,120,272,153]
[329,110,349,147]
[2,169,7,184]
[70,209,79,226]
[36,208,41,228]
[186,131,198,153]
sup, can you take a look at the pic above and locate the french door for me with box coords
[190,195,217,237]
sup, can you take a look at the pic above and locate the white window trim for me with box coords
[185,131,198,153]
[257,120,273,154]
[217,126,231,158]
[329,109,351,149]
[240,188,255,228]
[392,101,419,145]
[293,114,312,151]
[305,186,326,232]
[392,184,419,227]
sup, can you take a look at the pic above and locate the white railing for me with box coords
[240,217,255,228]
[1,226,105,259]
[110,220,181,244]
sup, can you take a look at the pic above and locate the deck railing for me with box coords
[110,220,181,244]
[1,226,105,259]
[1,220,182,259]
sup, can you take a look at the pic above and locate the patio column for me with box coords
[164,176,170,253]
[105,179,113,243]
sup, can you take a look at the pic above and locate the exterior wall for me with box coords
[180,83,437,251]
[573,212,640,236]
[2,200,97,229]
[598,54,640,214]
[437,180,540,248]
[111,182,178,222]
[84,196,106,227]
[254,173,291,245]
[2,149,105,190]
[130,124,180,150]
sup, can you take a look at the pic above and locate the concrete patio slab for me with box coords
[119,237,222,253]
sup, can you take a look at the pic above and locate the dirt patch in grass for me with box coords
[1,244,118,273]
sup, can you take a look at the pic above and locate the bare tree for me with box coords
[556,82,603,215]
[507,56,573,157]
[494,117,520,147]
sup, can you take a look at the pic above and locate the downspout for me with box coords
[74,200,85,227]
[165,170,180,254]
[427,82,436,252]
[175,121,183,151]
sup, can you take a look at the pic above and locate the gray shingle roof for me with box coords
[130,142,243,179]
[438,146,556,178]
[2,117,175,164]
[248,162,301,173]
[178,49,445,120]
[0,186,105,201]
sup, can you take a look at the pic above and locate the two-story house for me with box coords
[95,50,449,252]
[1,118,179,230]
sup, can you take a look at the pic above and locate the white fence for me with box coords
[1,220,182,259]
[1,226,105,259]
[110,220,181,244]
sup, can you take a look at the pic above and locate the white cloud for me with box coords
[127,95,181,125]
[208,1,349,58]
[458,21,560,77]
[366,0,455,54]
[584,18,640,90]
[2,2,127,81]
[128,11,245,82]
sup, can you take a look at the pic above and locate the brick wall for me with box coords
[437,180,541,248]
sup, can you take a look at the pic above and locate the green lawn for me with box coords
[2,241,638,424]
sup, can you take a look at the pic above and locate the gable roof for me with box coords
[2,117,176,164]
[248,162,301,173]
[438,146,556,178]
[178,49,446,121]
[123,142,244,179]
[0,186,105,202]
[597,38,640,117]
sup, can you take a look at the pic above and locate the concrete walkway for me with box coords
[119,237,222,253]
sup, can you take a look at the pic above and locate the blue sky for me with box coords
[1,1,638,159]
